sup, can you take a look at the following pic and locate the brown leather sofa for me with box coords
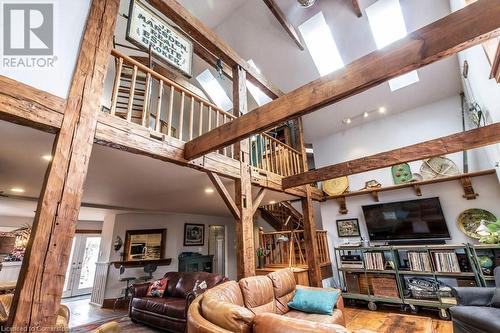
[130,271,227,332]
[187,269,349,333]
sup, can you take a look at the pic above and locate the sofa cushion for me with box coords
[489,288,500,308]
[239,275,276,314]
[146,278,168,297]
[450,306,500,332]
[131,296,187,319]
[284,309,345,326]
[268,269,296,314]
[253,313,349,333]
[201,281,254,333]
[288,288,341,315]
[164,271,226,298]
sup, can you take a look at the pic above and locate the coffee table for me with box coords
[378,313,434,333]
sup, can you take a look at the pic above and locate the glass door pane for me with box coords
[77,236,101,290]
[62,237,77,297]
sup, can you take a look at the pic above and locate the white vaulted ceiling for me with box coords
[178,0,462,142]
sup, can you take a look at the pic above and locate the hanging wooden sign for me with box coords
[126,0,193,76]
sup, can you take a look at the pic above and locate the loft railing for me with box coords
[104,49,304,172]
[259,230,330,267]
[250,133,303,177]
[105,49,237,157]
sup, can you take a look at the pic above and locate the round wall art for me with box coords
[457,208,497,239]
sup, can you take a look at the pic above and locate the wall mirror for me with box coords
[124,229,167,261]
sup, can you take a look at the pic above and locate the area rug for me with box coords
[70,316,162,332]
[378,313,433,333]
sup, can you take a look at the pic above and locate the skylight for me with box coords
[366,0,419,91]
[298,12,344,76]
[196,69,233,112]
[247,60,272,107]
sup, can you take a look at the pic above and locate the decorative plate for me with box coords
[457,209,497,239]
[392,163,412,184]
[323,177,349,196]
[420,156,460,180]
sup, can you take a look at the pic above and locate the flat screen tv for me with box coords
[362,197,450,242]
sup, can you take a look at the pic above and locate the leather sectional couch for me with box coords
[129,271,227,332]
[187,268,349,333]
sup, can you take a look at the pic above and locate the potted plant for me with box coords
[479,219,500,245]
[256,247,269,269]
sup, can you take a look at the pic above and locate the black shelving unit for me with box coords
[334,243,495,320]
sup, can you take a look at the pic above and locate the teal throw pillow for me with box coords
[288,287,340,315]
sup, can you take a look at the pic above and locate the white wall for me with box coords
[449,0,500,179]
[101,212,236,299]
[312,95,500,284]
[0,0,91,98]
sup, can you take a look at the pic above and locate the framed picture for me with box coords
[184,223,205,246]
[336,218,361,238]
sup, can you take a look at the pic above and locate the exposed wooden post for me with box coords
[233,65,255,279]
[7,0,119,329]
[297,117,322,287]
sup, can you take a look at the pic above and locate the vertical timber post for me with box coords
[7,0,119,329]
[297,117,322,287]
[233,65,255,279]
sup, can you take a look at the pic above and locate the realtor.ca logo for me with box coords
[1,2,57,69]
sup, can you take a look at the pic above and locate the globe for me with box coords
[478,256,494,269]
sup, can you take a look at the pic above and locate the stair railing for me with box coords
[107,49,237,158]
[259,229,331,268]
[250,132,303,176]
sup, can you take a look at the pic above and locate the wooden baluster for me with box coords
[166,85,175,137]
[269,139,275,173]
[110,57,123,116]
[288,150,293,176]
[155,80,163,131]
[189,96,194,140]
[284,148,289,176]
[263,136,268,171]
[279,146,284,176]
[215,111,221,154]
[208,106,212,131]
[141,72,152,127]
[178,92,186,141]
[223,114,227,156]
[126,65,138,122]
[199,102,204,136]
[286,149,291,176]
[291,152,297,175]
[273,142,278,174]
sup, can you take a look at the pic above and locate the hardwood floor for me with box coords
[62,296,127,328]
[344,306,453,333]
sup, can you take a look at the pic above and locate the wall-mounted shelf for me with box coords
[324,169,496,214]
[111,258,172,269]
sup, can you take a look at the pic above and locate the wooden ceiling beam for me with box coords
[207,172,241,220]
[183,0,500,160]
[262,0,305,50]
[352,0,362,18]
[146,0,284,99]
[252,188,267,215]
[0,75,65,132]
[282,122,500,188]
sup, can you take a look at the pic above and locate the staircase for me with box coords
[259,202,303,231]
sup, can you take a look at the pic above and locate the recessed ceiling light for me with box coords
[42,154,52,161]
[363,112,369,118]
[269,200,277,204]
[343,118,352,124]
[205,188,214,194]
[11,188,25,193]
[379,107,387,114]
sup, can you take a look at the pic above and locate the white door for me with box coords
[62,234,101,298]
[209,226,225,276]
